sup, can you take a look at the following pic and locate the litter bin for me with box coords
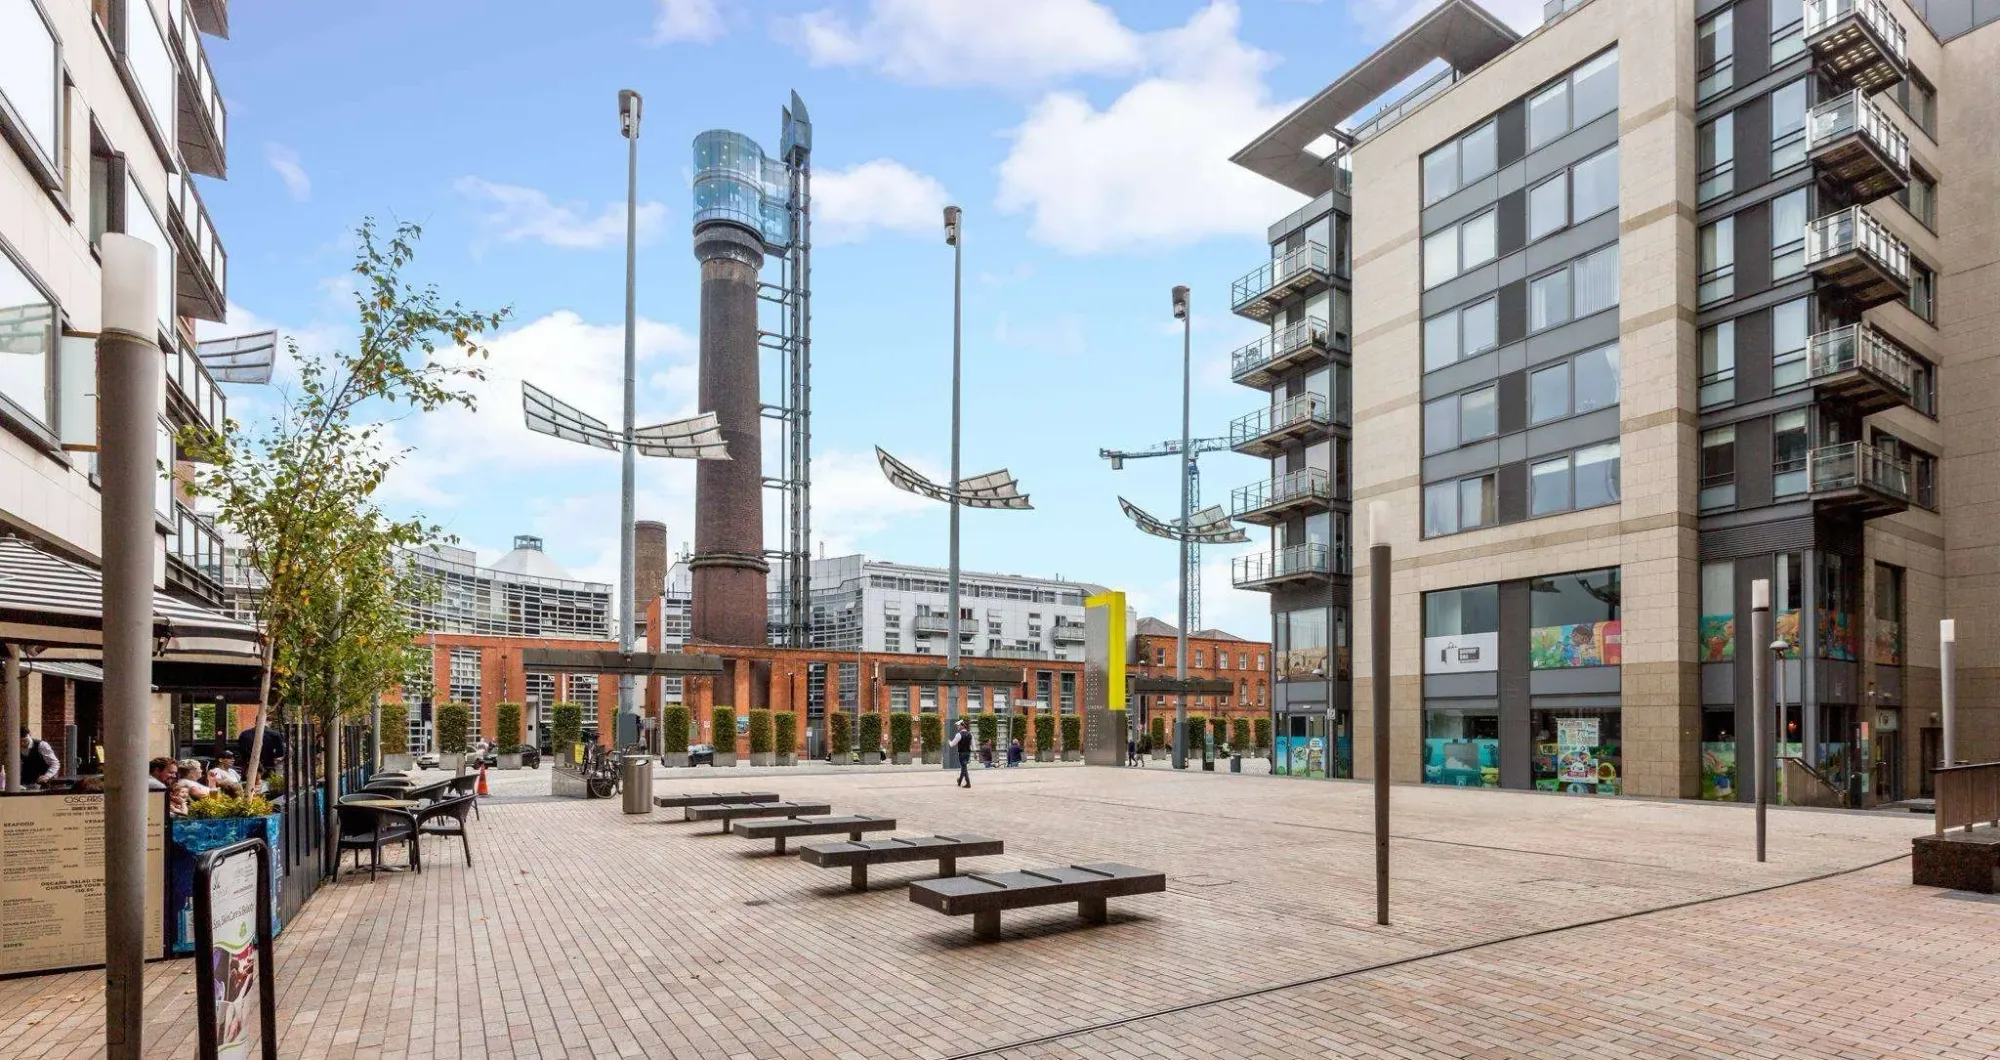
[621,755,653,814]
[1230,754,1242,774]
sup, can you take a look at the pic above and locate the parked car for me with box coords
[687,743,715,766]
[415,751,440,770]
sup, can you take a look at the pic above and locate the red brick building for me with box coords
[1127,618,1270,733]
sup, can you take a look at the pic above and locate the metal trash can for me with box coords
[1230,754,1242,774]
[620,755,653,814]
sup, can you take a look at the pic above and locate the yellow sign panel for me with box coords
[1084,590,1126,713]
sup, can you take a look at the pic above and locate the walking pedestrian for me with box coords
[951,719,973,788]
[1127,735,1139,767]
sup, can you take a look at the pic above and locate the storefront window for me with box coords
[1872,563,1903,665]
[1700,562,1734,661]
[1773,553,1803,655]
[1700,708,1736,801]
[1423,706,1499,788]
[1527,568,1620,668]
[1532,707,1621,795]
[1423,584,1498,674]
[1273,712,1351,779]
[1818,553,1859,661]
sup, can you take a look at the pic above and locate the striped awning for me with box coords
[24,660,104,682]
[0,536,262,664]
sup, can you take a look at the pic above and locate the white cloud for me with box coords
[810,159,951,244]
[780,0,1144,88]
[1344,0,1545,37]
[995,2,1305,253]
[650,0,724,43]
[265,143,310,201]
[454,176,667,251]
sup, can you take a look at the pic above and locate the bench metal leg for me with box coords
[719,819,731,834]
[774,836,787,855]
[938,856,957,878]
[848,829,864,840]
[973,910,1000,941]
[850,864,868,892]
[1079,897,1107,925]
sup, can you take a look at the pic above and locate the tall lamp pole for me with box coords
[1749,579,1770,862]
[1367,501,1390,925]
[945,205,964,768]
[1172,285,1192,770]
[617,89,642,747]
[1940,618,1956,768]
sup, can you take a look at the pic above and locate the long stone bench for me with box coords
[799,834,1003,891]
[732,814,897,854]
[908,863,1164,940]
[685,801,832,834]
[653,792,781,820]
[1913,828,2000,893]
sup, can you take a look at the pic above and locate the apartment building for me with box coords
[1127,617,1271,737]
[2,0,253,767]
[1232,0,2000,802]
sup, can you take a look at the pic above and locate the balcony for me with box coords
[1231,242,1331,320]
[990,645,1044,660]
[171,1,228,178]
[1809,441,1911,519]
[1229,392,1338,458]
[1808,92,1910,203]
[1232,543,1337,591]
[167,173,227,322]
[1805,207,1910,309]
[167,504,225,605]
[1231,315,1343,389]
[187,0,230,38]
[913,614,973,635]
[1051,624,1087,645]
[1805,0,1908,94]
[165,339,227,434]
[1808,324,1918,415]
[1231,468,1335,526]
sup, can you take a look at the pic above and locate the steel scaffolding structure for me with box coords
[759,92,814,648]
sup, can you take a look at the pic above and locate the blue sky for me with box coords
[199,0,1543,637]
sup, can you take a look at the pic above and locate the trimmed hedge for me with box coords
[662,705,691,753]
[1187,714,1209,750]
[747,709,772,754]
[918,712,943,752]
[1231,717,1252,751]
[889,711,913,753]
[1253,716,1272,753]
[379,703,409,755]
[1033,714,1055,753]
[713,707,737,754]
[1059,714,1081,752]
[1008,713,1027,745]
[829,711,852,754]
[858,711,882,753]
[435,703,470,754]
[774,711,796,756]
[494,703,523,749]
[551,703,582,750]
[1149,715,1167,749]
[976,711,998,747]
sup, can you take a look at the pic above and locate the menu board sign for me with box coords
[0,792,166,975]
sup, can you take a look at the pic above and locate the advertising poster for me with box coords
[1773,611,1802,655]
[1555,717,1600,787]
[1699,614,1735,661]
[1699,742,1737,801]
[1818,611,1858,661]
[1278,645,1350,680]
[1422,631,1498,674]
[1873,619,1903,666]
[0,792,166,975]
[207,851,262,1060]
[1423,739,1499,787]
[1529,621,1621,669]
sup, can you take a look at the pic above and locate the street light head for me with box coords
[618,89,642,138]
[1769,639,1789,654]
[943,205,962,246]
[1109,456,1124,470]
[1171,285,1190,320]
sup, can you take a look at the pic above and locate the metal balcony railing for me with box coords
[167,171,227,321]
[1807,91,1910,201]
[171,0,228,177]
[1347,67,1462,145]
[1809,441,1911,500]
[1232,543,1337,589]
[1230,392,1338,455]
[1805,207,1910,294]
[1805,0,1908,92]
[1231,468,1333,520]
[165,339,227,433]
[1231,242,1330,316]
[1051,624,1087,644]
[1808,324,1916,398]
[168,503,225,597]
[1230,315,1341,386]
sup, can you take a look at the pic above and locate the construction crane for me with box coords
[1100,437,1233,630]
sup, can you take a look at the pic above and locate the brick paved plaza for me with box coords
[5,765,1996,1060]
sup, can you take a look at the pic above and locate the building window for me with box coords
[1908,259,1936,324]
[1529,79,1570,150]
[1533,707,1622,794]
[1531,456,1572,516]
[1572,146,1618,223]
[0,246,57,431]
[1698,114,1734,203]
[1461,210,1496,271]
[1772,410,1809,496]
[1422,120,1497,206]
[1572,244,1619,318]
[1425,585,1499,640]
[121,174,175,342]
[1770,189,1807,279]
[1459,385,1496,443]
[1239,652,1247,669]
[1699,322,1736,407]
[1699,427,1737,510]
[1701,561,1736,661]
[1423,395,1457,454]
[1909,355,1936,417]
[1697,10,1734,101]
[1898,171,1936,229]
[1574,343,1619,413]
[1894,73,1936,139]
[1460,474,1495,531]
[1422,297,1497,373]
[121,0,176,147]
[0,0,62,184]
[1528,49,1618,150]
[1770,80,1808,173]
[1529,172,1567,242]
[1770,0,1805,63]
[1530,268,1571,332]
[1193,650,1205,667]
[1912,447,1938,509]
[1530,361,1570,424]
[1873,563,1904,665]
[1573,443,1621,510]
[1528,568,1620,668]
[1423,481,1458,537]
[1424,706,1500,787]
[1699,219,1735,305]
[1422,227,1457,289]
[1771,298,1809,389]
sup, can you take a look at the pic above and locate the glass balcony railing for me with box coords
[168,503,225,595]
[912,614,973,635]
[1544,0,1588,20]
[1808,324,1916,395]
[165,339,227,433]
[167,171,227,319]
[1230,392,1339,453]
[171,0,227,177]
[1231,468,1333,519]
[1805,207,1910,285]
[1809,441,1911,501]
[1231,242,1330,314]
[1230,315,1340,384]
[1051,624,1087,644]
[1232,543,1337,588]
[1346,68,1462,145]
[1809,92,1909,171]
[1805,0,1908,67]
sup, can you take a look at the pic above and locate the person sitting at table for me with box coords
[172,760,216,815]
[148,757,178,790]
[207,750,242,789]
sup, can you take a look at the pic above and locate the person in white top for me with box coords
[207,750,242,788]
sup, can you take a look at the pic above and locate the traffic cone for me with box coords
[476,760,489,797]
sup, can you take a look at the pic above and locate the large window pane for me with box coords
[0,250,56,427]
[1771,298,1808,388]
[0,0,61,174]
[1573,343,1620,413]
[1771,0,1805,63]
[1459,475,1495,529]
[1571,50,1618,125]
[1423,311,1458,372]
[1571,146,1618,221]
[1531,456,1572,515]
[1531,269,1571,331]
[1699,322,1736,406]
[1424,396,1458,454]
[1698,11,1734,100]
[125,0,175,142]
[1423,481,1458,537]
[1773,410,1809,496]
[1461,211,1497,269]
[1701,561,1736,661]
[1423,144,1458,206]
[1700,426,1737,510]
[1573,245,1619,317]
[1530,568,1621,627]
[1530,362,1570,424]
[1423,228,1458,288]
[1460,122,1497,183]
[1459,386,1496,442]
[1529,81,1570,149]
[1699,218,1734,304]
[1573,443,1621,509]
[1770,188,1807,278]
[1461,298,1498,356]
[1530,174,1568,242]
[1770,80,1807,172]
[1425,585,1499,637]
[1699,115,1734,202]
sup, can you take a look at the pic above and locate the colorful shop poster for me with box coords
[1529,621,1622,669]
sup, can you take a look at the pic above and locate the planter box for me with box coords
[665,752,689,768]
[497,753,523,770]
[778,753,797,766]
[862,752,883,765]
[749,752,775,767]
[922,751,940,765]
[1036,750,1054,763]
[1062,751,1082,763]
[438,753,464,774]
[1151,750,1169,761]
[712,753,737,768]
[170,814,284,955]
[382,753,415,772]
[892,752,912,765]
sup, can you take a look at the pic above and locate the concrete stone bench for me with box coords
[908,862,1164,940]
[653,792,781,820]
[685,801,832,834]
[799,834,1003,891]
[732,814,896,854]
[1913,827,2000,893]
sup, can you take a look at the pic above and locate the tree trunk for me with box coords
[245,638,276,793]
[321,715,340,879]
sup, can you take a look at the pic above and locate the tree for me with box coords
[182,219,508,791]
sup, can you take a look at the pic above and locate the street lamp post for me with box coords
[617,88,642,748]
[946,205,964,769]
[1940,618,1956,768]
[1749,579,1770,862]
[1367,501,1390,926]
[1172,284,1192,770]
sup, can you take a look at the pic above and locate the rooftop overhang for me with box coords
[1231,0,1520,197]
